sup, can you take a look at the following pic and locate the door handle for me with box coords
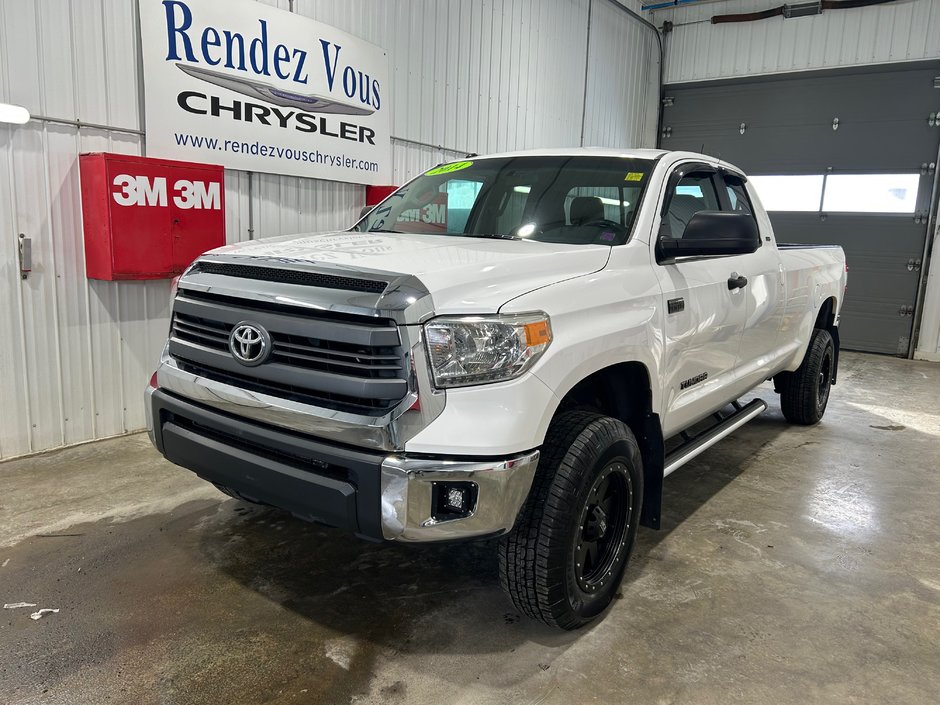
[728,273,748,290]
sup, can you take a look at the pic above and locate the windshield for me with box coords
[353,155,654,246]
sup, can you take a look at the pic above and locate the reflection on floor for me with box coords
[1,352,938,705]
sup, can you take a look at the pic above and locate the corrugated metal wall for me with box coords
[0,0,659,459]
[584,0,660,147]
[658,0,940,84]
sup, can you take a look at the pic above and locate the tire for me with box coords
[499,411,643,630]
[777,328,834,425]
[212,483,267,505]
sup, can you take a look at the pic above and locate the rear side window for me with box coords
[662,172,720,239]
[724,176,754,216]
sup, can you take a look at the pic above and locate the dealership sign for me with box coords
[138,0,391,184]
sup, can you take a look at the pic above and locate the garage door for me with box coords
[661,61,940,355]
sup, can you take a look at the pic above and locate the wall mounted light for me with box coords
[0,103,30,125]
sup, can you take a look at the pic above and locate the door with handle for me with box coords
[653,164,750,437]
[724,174,787,389]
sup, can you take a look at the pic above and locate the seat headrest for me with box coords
[670,195,705,222]
[570,196,606,225]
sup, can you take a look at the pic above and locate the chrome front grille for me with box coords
[172,312,229,351]
[168,288,408,415]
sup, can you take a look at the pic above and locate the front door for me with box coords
[654,164,748,437]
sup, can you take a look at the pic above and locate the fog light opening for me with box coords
[432,481,478,521]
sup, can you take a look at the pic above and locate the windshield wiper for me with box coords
[367,228,405,233]
[458,233,521,241]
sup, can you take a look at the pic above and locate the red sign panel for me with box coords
[80,152,225,280]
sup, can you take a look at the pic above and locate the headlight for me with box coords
[424,313,552,388]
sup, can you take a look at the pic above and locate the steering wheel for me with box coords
[577,218,627,232]
[575,219,628,244]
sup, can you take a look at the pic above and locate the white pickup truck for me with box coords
[146,148,846,629]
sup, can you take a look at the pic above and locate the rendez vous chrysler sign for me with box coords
[139,0,391,184]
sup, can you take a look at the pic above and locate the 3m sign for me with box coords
[80,153,225,280]
[111,174,222,210]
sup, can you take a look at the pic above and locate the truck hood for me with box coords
[206,231,610,314]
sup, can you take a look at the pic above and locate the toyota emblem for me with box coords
[228,322,271,366]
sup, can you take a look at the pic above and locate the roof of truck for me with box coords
[471,147,669,160]
[465,148,745,174]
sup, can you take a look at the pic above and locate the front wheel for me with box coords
[498,411,643,630]
[777,328,834,425]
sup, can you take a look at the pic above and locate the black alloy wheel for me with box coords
[573,462,633,594]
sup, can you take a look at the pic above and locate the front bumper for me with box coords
[148,387,539,542]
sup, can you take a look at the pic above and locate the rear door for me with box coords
[654,162,748,437]
[721,172,787,388]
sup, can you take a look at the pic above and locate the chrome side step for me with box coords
[663,398,767,478]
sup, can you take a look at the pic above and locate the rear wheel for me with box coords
[777,328,834,425]
[499,411,643,629]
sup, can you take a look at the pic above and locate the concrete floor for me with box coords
[1,352,939,705]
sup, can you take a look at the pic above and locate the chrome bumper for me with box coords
[380,451,540,541]
[148,381,539,543]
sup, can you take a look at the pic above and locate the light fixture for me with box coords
[432,481,477,520]
[0,103,30,125]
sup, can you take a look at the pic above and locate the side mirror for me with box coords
[359,205,374,219]
[658,211,760,262]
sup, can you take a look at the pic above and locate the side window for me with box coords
[724,175,754,216]
[723,174,761,246]
[662,171,720,239]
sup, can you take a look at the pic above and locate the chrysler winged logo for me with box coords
[229,322,271,366]
[176,64,375,116]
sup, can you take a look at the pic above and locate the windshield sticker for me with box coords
[426,161,473,176]
[625,172,644,182]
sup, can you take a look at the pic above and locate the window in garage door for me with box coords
[750,173,920,214]
[748,175,824,211]
[822,174,919,213]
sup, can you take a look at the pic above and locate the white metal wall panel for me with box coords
[392,139,467,185]
[0,0,658,459]
[583,0,660,148]
[659,0,940,84]
[295,0,592,153]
